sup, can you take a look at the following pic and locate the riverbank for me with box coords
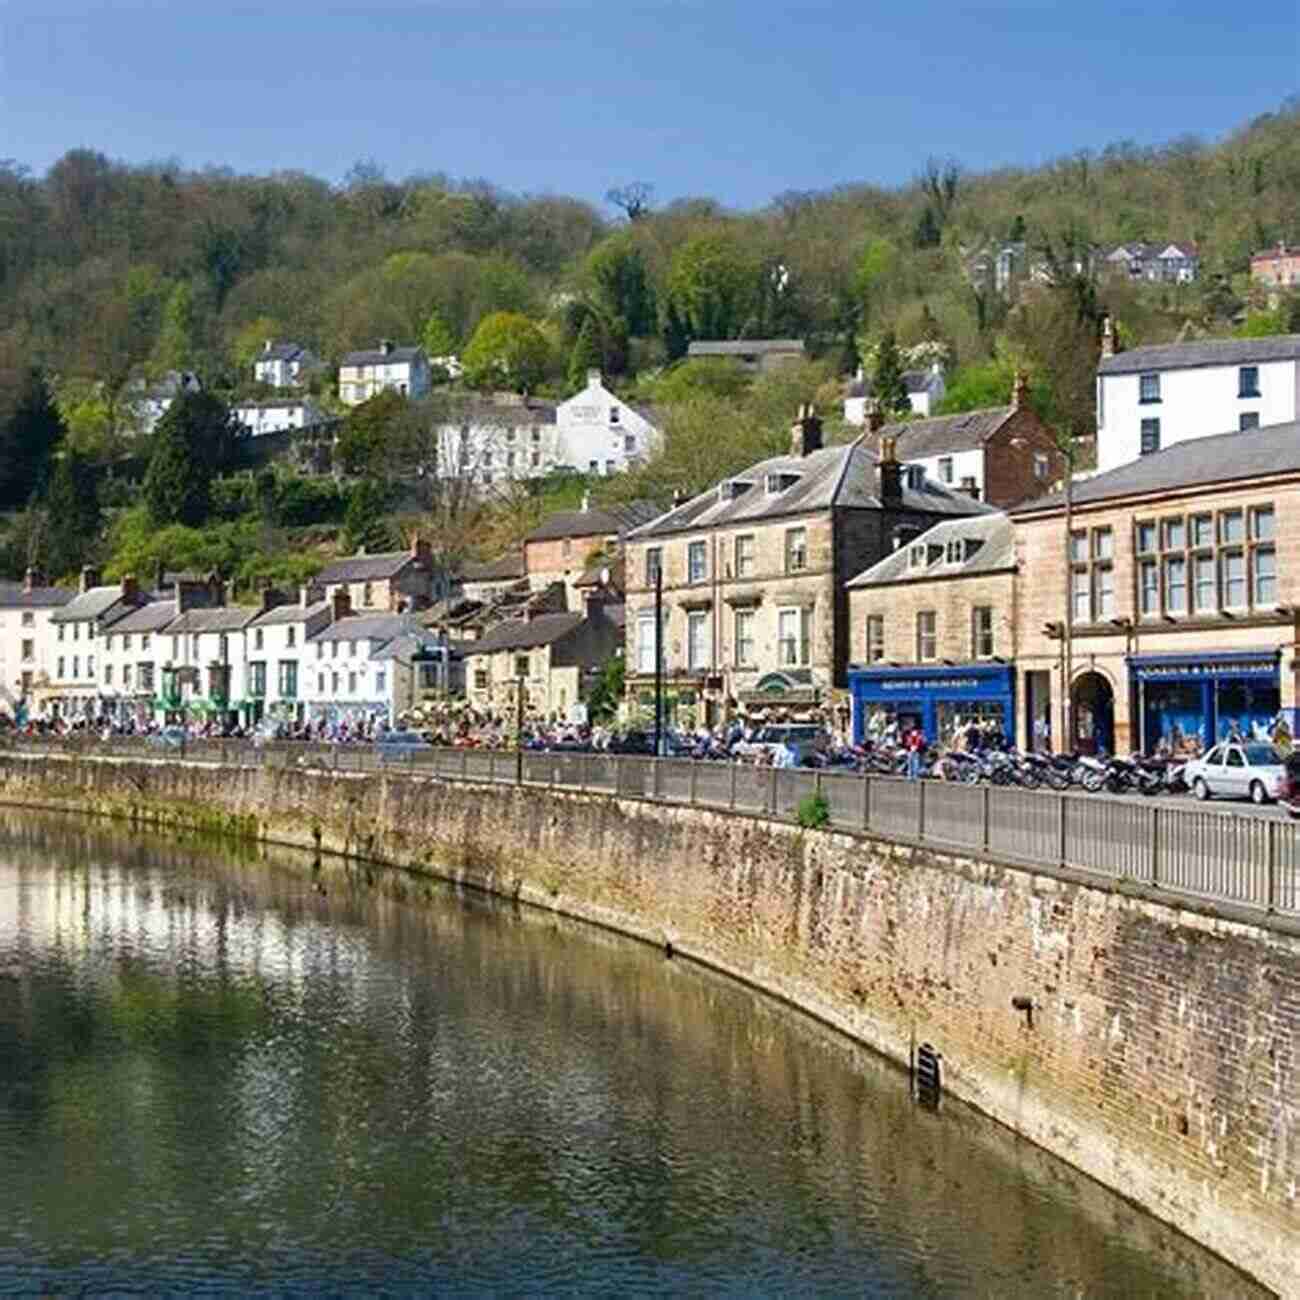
[0,750,1294,1296]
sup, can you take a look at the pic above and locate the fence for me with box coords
[4,736,1297,921]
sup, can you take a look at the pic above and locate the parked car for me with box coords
[149,726,189,748]
[1183,742,1285,805]
[374,730,434,762]
[734,725,829,767]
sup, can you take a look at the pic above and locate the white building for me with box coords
[246,589,336,724]
[434,396,560,487]
[128,371,202,435]
[1096,328,1300,473]
[1101,241,1199,285]
[845,363,946,424]
[233,398,325,437]
[0,573,73,720]
[254,341,321,389]
[99,601,176,725]
[338,340,431,407]
[555,370,660,476]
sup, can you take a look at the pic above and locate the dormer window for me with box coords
[718,478,753,502]
[909,544,927,569]
[945,539,964,564]
[609,406,620,424]
[904,466,925,490]
[765,471,802,495]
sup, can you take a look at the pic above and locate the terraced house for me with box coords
[621,408,990,733]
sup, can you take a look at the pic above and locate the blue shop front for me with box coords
[1129,650,1282,755]
[848,663,1016,747]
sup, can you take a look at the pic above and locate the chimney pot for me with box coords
[379,338,393,355]
[79,566,100,594]
[878,437,902,507]
[1012,370,1030,410]
[332,589,351,622]
[23,566,35,594]
[1101,315,1116,359]
[586,368,601,386]
[121,573,138,602]
[789,403,824,458]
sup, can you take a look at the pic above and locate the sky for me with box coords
[3,1,1297,210]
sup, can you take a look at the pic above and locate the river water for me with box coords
[0,814,1265,1297]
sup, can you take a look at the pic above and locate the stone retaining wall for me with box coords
[0,752,1295,1296]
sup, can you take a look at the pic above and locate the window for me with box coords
[1136,521,1157,554]
[278,661,298,699]
[20,640,32,662]
[734,610,755,666]
[866,614,885,663]
[1140,418,1161,455]
[123,634,132,651]
[137,663,151,691]
[531,450,541,468]
[286,627,296,648]
[20,612,32,628]
[349,640,357,658]
[1139,372,1161,403]
[915,611,937,662]
[636,612,658,673]
[1071,527,1113,623]
[1093,528,1113,561]
[971,606,994,658]
[104,664,113,686]
[1240,412,1260,432]
[332,641,339,659]
[318,673,325,695]
[686,610,710,669]
[1139,559,1159,615]
[1219,510,1244,545]
[1193,554,1216,613]
[937,456,954,483]
[316,641,324,660]
[687,540,707,584]
[72,655,79,678]
[57,624,64,642]
[1254,545,1277,605]
[1239,366,1260,398]
[1221,551,1246,609]
[1191,514,1213,548]
[945,539,966,564]
[473,668,489,691]
[514,653,530,680]
[1069,531,1088,563]
[1033,453,1049,480]
[1165,556,1187,613]
[645,548,662,587]
[1071,570,1090,622]
[348,672,357,694]
[57,656,64,679]
[331,672,339,693]
[375,670,386,695]
[73,623,80,642]
[605,460,615,476]
[734,534,755,578]
[122,664,131,690]
[588,460,598,473]
[254,628,264,651]
[363,582,373,607]
[785,527,807,573]
[1093,565,1115,619]
[624,434,636,454]
[1164,518,1185,551]
[779,608,812,666]
[609,406,620,424]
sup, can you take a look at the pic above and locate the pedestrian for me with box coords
[905,723,925,781]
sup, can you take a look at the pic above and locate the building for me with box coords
[254,341,321,389]
[523,497,660,606]
[621,407,990,733]
[233,397,325,437]
[464,606,621,723]
[246,588,335,725]
[156,606,262,729]
[0,572,73,720]
[128,370,202,435]
[1101,242,1200,284]
[864,375,1062,507]
[845,514,1018,746]
[432,394,559,486]
[686,339,805,373]
[555,370,660,475]
[459,552,525,603]
[99,600,180,726]
[338,340,431,407]
[845,363,946,424]
[315,538,437,613]
[1251,243,1300,295]
[1096,326,1300,473]
[1010,417,1298,757]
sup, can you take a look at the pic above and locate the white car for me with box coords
[733,725,828,766]
[1184,742,1285,805]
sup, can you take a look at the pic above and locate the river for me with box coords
[0,813,1265,1296]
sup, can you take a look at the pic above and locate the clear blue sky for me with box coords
[3,1,1296,210]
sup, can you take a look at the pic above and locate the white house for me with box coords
[555,370,660,476]
[1095,327,1300,473]
[433,396,560,487]
[128,371,202,435]
[246,589,336,724]
[845,363,946,424]
[234,398,325,437]
[338,340,431,407]
[1102,241,1199,285]
[254,341,321,388]
[0,572,73,720]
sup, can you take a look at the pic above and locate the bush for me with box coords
[796,791,830,829]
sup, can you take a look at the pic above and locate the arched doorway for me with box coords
[1072,672,1114,756]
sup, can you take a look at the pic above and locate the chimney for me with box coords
[586,368,601,387]
[865,400,886,434]
[379,339,393,356]
[154,558,167,594]
[259,585,285,613]
[264,339,273,354]
[1100,315,1116,359]
[299,583,315,608]
[121,573,139,602]
[332,589,351,622]
[206,570,224,607]
[1011,370,1030,411]
[23,566,37,594]
[878,435,902,507]
[960,476,981,500]
[672,488,685,509]
[789,403,823,458]
[79,566,100,594]
[409,533,432,567]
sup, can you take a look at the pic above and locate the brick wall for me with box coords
[983,406,1064,508]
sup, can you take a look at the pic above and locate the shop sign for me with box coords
[878,677,980,692]
[1133,659,1277,681]
[739,686,819,705]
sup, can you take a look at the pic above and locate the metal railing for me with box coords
[3,735,1296,920]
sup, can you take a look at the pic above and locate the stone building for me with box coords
[337,341,431,406]
[522,497,659,607]
[621,408,990,733]
[1010,418,1298,756]
[315,538,437,612]
[845,514,1018,745]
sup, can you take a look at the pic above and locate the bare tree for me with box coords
[605,182,655,222]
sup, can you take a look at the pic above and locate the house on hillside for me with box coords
[554,370,660,475]
[338,340,431,407]
[1101,242,1199,284]
[315,538,438,612]
[523,496,661,606]
[129,370,202,435]
[254,341,321,388]
[686,339,805,373]
[0,571,73,719]
[1095,323,1300,472]
[845,362,946,423]
[233,397,324,437]
[1251,243,1300,293]
[432,394,559,486]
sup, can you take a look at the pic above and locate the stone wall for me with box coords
[0,751,1294,1296]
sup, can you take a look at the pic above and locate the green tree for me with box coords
[872,331,912,416]
[421,308,456,358]
[665,233,759,341]
[343,478,393,552]
[143,390,244,526]
[0,367,65,511]
[567,315,604,391]
[336,389,409,477]
[585,233,656,336]
[461,311,552,391]
[152,281,201,373]
[42,448,102,577]
[584,654,625,722]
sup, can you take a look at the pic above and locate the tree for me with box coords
[336,389,409,477]
[605,181,654,222]
[567,315,604,391]
[342,478,393,552]
[143,390,244,526]
[585,654,625,722]
[0,367,65,511]
[42,448,102,577]
[666,233,759,342]
[152,280,201,374]
[872,331,912,416]
[585,233,656,336]
[421,308,456,358]
[461,311,552,392]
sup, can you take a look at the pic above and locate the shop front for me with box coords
[1129,651,1283,756]
[737,671,825,728]
[848,664,1016,747]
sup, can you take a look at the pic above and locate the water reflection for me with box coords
[0,813,1264,1296]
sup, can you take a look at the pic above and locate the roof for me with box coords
[108,602,178,634]
[317,550,420,583]
[1098,334,1300,377]
[847,514,1016,588]
[234,398,317,412]
[310,613,421,643]
[629,439,990,540]
[341,345,424,366]
[464,611,585,655]
[687,339,805,357]
[50,585,145,624]
[847,369,935,399]
[0,582,73,610]
[260,342,308,362]
[436,399,556,426]
[165,607,260,633]
[461,552,525,582]
[1013,417,1300,514]
[525,501,661,543]
[251,600,329,626]
[869,407,1014,459]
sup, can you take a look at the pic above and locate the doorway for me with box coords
[1072,672,1114,756]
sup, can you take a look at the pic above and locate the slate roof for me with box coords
[234,398,318,412]
[464,612,585,655]
[461,552,525,582]
[868,407,1014,459]
[436,399,557,425]
[0,582,73,609]
[341,345,424,366]
[310,613,421,644]
[525,501,661,543]
[847,369,934,399]
[50,585,147,624]
[1097,334,1300,377]
[260,342,308,362]
[687,340,805,357]
[629,439,990,541]
[317,551,419,583]
[109,602,179,634]
[1013,417,1300,514]
[251,600,329,626]
[165,607,260,633]
[847,514,1016,588]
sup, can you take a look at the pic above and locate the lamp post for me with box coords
[1061,448,1075,755]
[653,563,664,757]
